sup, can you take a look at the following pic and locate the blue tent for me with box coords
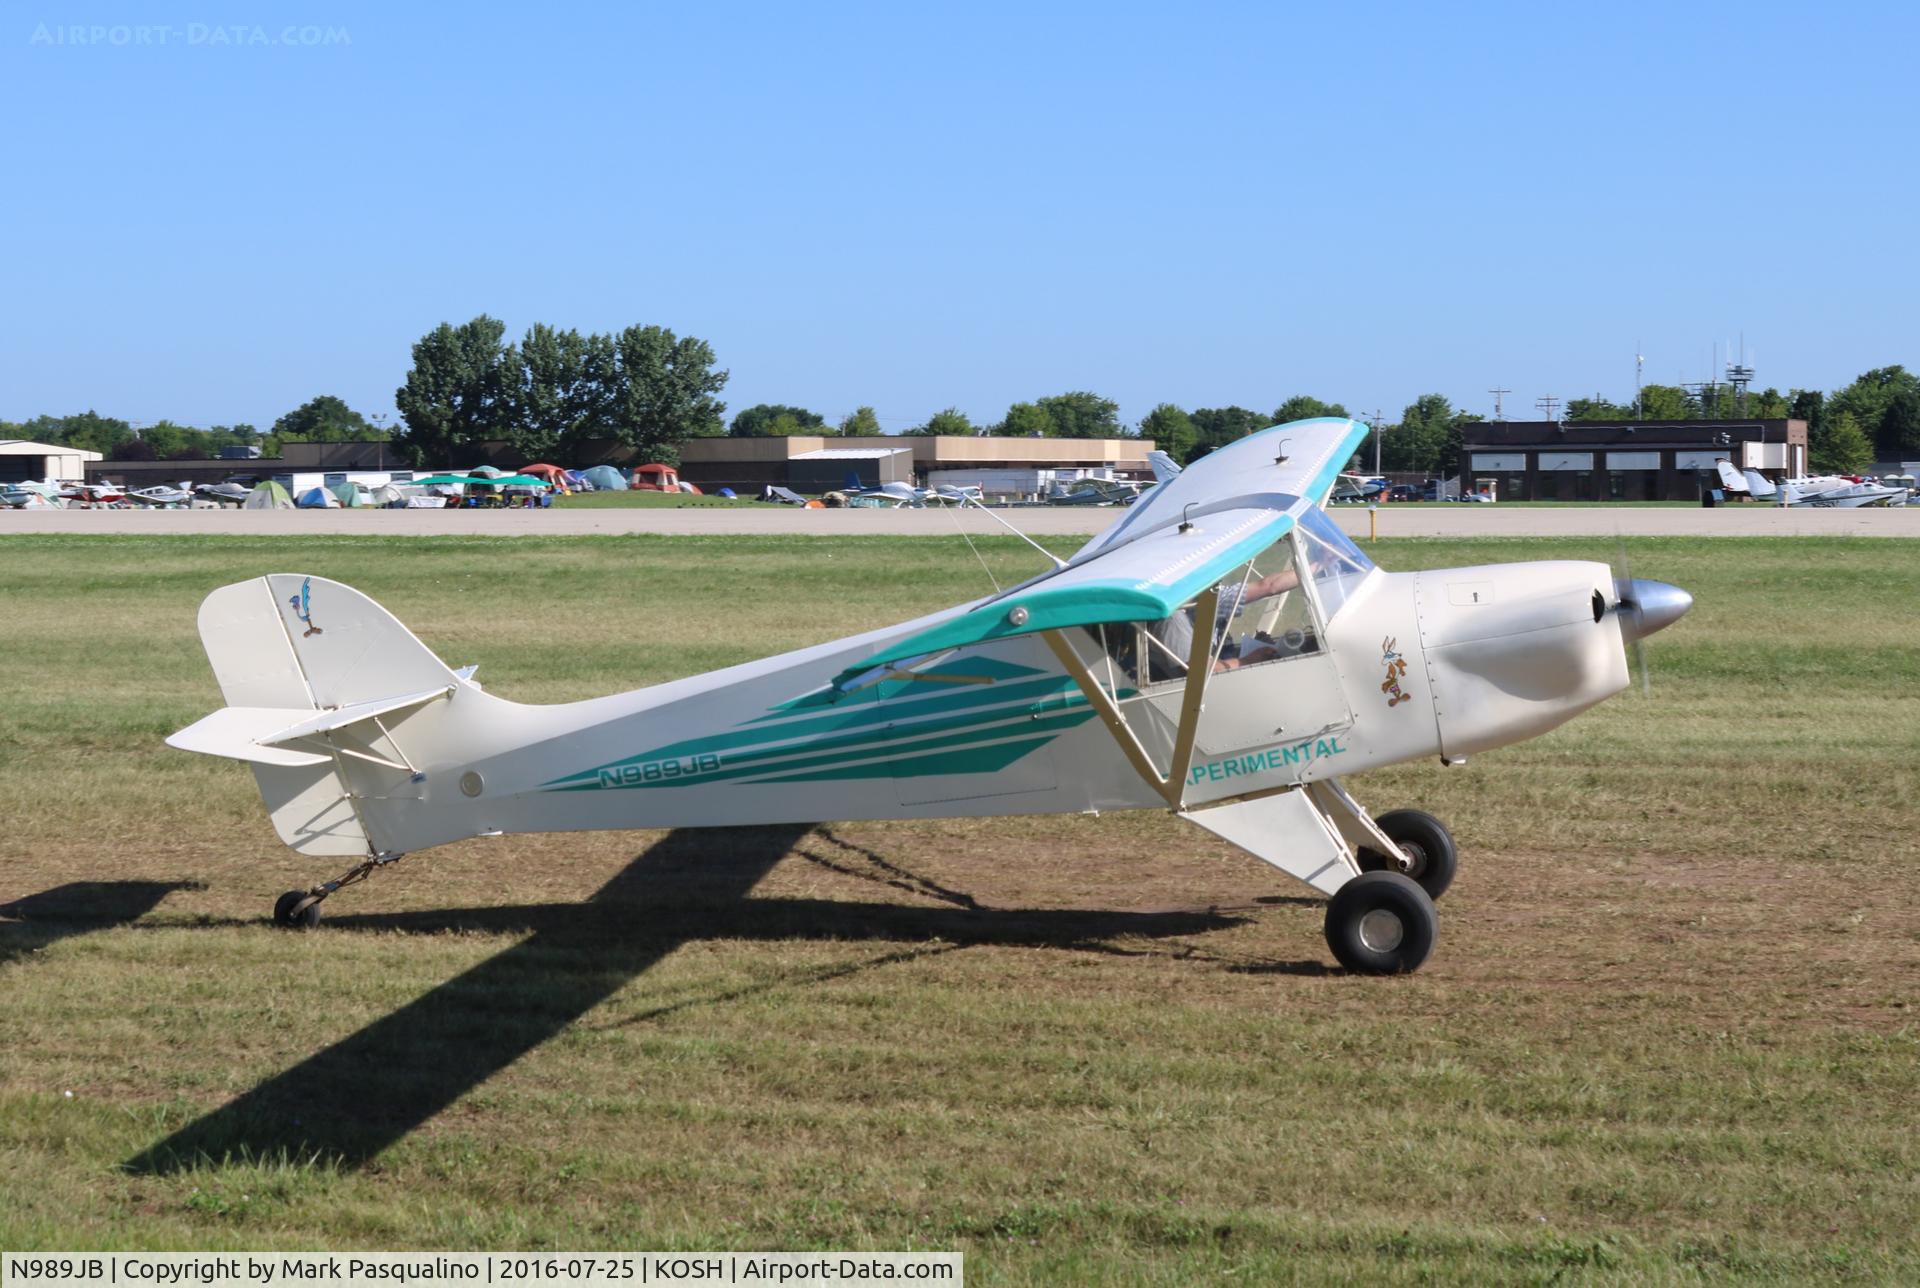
[717,487,737,499]
[562,470,589,490]
[583,465,628,491]
[295,486,339,508]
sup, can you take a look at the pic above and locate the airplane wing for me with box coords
[1075,417,1366,562]
[830,418,1368,684]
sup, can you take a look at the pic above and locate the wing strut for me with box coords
[1040,587,1218,810]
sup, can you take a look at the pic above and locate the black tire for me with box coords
[1357,809,1457,901]
[1324,871,1438,974]
[273,890,321,929]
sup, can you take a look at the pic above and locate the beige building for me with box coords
[1,439,104,484]
[677,435,1156,493]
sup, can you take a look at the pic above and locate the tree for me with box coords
[907,407,975,436]
[1829,366,1920,455]
[1812,411,1875,474]
[515,324,610,461]
[1271,395,1348,424]
[1000,402,1054,437]
[837,406,881,436]
[1138,403,1198,464]
[603,324,728,464]
[272,394,382,442]
[1379,394,1455,473]
[1187,406,1274,457]
[1033,391,1122,439]
[731,404,824,436]
[1636,384,1697,420]
[394,316,525,467]
[22,410,137,456]
[1567,394,1634,420]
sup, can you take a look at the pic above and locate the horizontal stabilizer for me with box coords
[166,707,333,767]
[1742,468,1777,498]
[257,686,451,747]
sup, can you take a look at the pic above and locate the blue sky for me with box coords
[3,1,1916,432]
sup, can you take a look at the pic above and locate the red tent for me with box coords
[631,463,681,492]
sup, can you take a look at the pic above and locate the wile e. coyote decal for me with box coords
[1381,636,1411,707]
[287,577,323,637]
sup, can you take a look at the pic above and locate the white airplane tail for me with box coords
[1146,450,1183,484]
[168,575,473,857]
[1714,459,1748,493]
[1741,468,1778,499]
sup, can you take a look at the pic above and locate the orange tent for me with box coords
[520,463,571,494]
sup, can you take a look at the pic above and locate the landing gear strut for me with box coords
[1358,809,1457,900]
[270,852,404,929]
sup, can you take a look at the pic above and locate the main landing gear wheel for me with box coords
[1357,809,1457,900]
[1324,871,1438,974]
[272,890,322,929]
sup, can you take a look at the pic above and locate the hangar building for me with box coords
[1,439,104,483]
[1459,420,1808,501]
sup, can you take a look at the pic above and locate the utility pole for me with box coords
[1535,396,1561,423]
[1634,342,1644,419]
[1488,387,1510,421]
[1369,410,1385,474]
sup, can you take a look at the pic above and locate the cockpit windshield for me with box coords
[1294,506,1375,622]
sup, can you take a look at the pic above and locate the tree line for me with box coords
[11,305,1919,478]
[0,396,387,463]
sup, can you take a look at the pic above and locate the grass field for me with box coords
[1,533,1916,1283]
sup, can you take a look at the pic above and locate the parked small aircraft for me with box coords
[167,418,1691,972]
[1715,459,1907,507]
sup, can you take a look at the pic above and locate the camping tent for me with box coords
[468,464,505,479]
[243,481,293,509]
[521,463,571,493]
[631,463,680,491]
[583,465,628,491]
[296,486,340,508]
[330,482,369,507]
[372,484,408,508]
[562,470,588,490]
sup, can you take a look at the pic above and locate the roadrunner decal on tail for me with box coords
[288,577,323,637]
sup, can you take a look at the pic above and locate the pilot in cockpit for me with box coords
[1146,536,1351,678]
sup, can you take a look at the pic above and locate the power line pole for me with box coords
[1535,396,1561,423]
[1488,387,1510,421]
[1369,410,1385,474]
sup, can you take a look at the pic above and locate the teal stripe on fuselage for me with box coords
[543,673,1081,786]
[546,706,1099,793]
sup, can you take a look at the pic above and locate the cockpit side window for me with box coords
[1087,532,1325,688]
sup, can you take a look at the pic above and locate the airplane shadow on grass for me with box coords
[1,881,195,967]
[125,824,1318,1174]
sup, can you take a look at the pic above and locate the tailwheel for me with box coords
[268,852,404,929]
[1358,809,1457,900]
[1324,871,1438,974]
[272,890,322,929]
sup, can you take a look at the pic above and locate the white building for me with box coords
[0,439,104,484]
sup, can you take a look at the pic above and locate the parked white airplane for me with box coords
[1715,460,1907,507]
[167,418,1691,973]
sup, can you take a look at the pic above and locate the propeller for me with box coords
[1611,534,1693,695]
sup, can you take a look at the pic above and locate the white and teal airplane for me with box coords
[167,418,1691,972]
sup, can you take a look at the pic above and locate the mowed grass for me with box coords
[0,533,1915,1283]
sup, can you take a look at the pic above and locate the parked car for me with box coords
[1387,484,1420,502]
